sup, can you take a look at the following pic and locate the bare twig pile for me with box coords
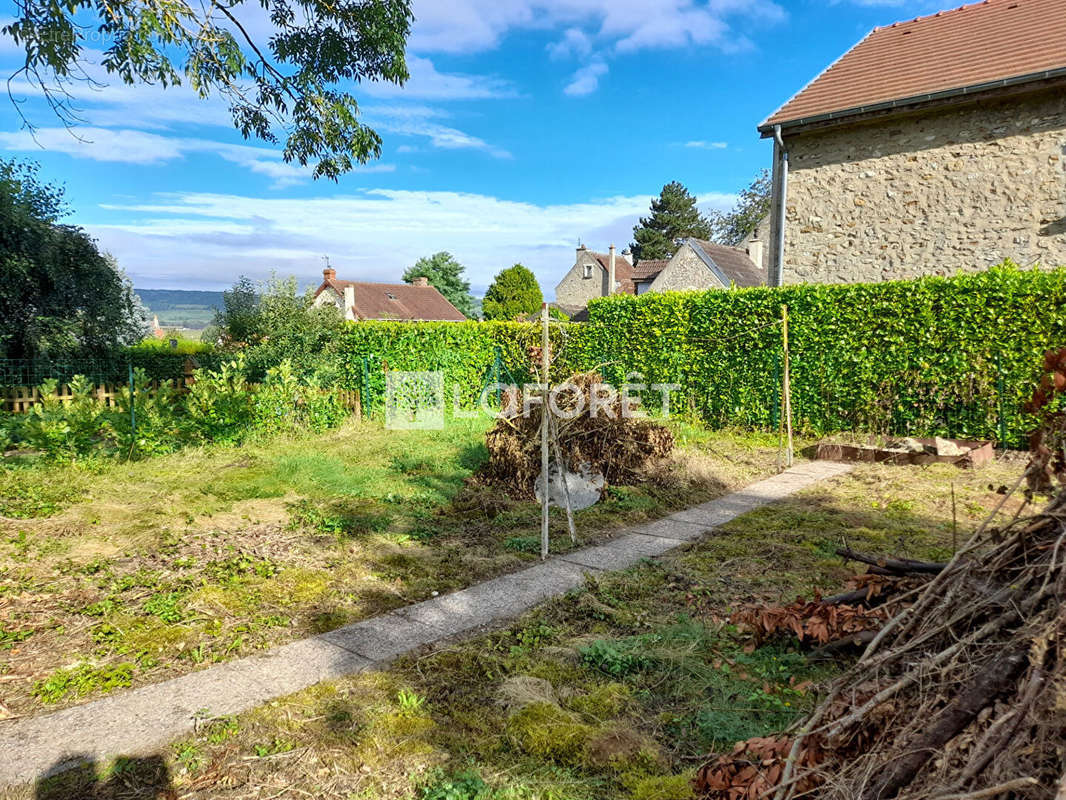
[472,371,674,500]
[697,348,1066,800]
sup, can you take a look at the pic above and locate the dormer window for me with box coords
[582,264,593,279]
[386,291,397,300]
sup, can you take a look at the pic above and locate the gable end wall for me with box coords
[649,244,727,292]
[781,89,1066,284]
[555,251,610,307]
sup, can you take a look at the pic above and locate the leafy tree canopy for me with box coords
[403,252,476,318]
[482,264,543,321]
[213,274,343,381]
[707,169,771,247]
[214,276,260,345]
[630,181,711,262]
[0,158,148,360]
[4,0,413,180]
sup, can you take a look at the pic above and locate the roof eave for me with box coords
[758,67,1066,136]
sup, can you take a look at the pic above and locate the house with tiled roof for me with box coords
[554,239,764,317]
[312,268,466,321]
[760,0,1066,286]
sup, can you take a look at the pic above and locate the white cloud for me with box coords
[0,127,395,186]
[361,55,516,100]
[684,140,728,150]
[547,28,594,60]
[3,58,234,130]
[93,187,738,294]
[564,61,608,97]
[367,106,512,157]
[409,0,786,55]
[2,48,511,155]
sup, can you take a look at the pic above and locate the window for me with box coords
[582,264,593,279]
[386,291,397,300]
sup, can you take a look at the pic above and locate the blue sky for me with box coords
[0,0,950,298]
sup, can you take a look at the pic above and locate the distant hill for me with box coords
[136,288,224,330]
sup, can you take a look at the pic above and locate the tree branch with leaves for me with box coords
[3,0,413,179]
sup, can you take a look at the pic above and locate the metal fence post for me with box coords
[127,360,137,450]
[361,356,370,419]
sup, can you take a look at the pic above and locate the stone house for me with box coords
[312,268,466,321]
[759,0,1066,286]
[555,241,764,316]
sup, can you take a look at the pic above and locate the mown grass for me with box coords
[0,415,784,716]
[7,453,1023,800]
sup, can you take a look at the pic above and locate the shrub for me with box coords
[107,368,185,456]
[19,376,101,459]
[184,356,256,443]
[3,356,351,462]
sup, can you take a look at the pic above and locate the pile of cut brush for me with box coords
[696,348,1066,800]
[471,371,674,500]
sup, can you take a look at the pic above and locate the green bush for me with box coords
[184,356,257,443]
[3,356,351,462]
[19,376,101,459]
[107,368,185,456]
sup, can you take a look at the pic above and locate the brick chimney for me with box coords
[607,244,616,297]
[412,276,429,287]
[343,285,355,321]
[323,266,336,282]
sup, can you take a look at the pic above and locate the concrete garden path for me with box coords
[0,460,852,788]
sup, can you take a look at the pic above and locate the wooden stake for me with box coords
[782,304,794,468]
[549,414,577,544]
[951,482,958,555]
[540,303,551,561]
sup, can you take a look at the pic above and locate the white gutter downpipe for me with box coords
[770,124,789,287]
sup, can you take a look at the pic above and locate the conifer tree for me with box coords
[630,181,712,262]
[403,252,476,318]
[482,264,543,321]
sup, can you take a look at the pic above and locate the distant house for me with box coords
[554,240,764,317]
[760,0,1066,286]
[312,268,466,321]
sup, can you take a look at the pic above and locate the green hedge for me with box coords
[577,263,1066,445]
[315,264,1063,446]
[333,321,568,410]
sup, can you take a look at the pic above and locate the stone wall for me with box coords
[555,248,610,307]
[781,88,1066,284]
[649,244,726,292]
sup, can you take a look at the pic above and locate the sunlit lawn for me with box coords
[0,415,782,717]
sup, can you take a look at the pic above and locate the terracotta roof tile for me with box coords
[632,260,668,281]
[763,0,1066,129]
[591,251,635,281]
[316,279,466,321]
[688,240,766,288]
